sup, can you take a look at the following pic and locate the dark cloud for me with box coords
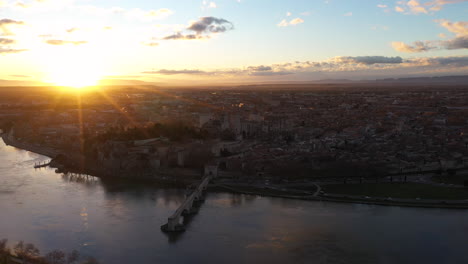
[443,36,468,50]
[162,33,207,40]
[336,56,403,64]
[187,17,234,34]
[248,65,273,71]
[0,19,25,26]
[417,56,468,67]
[162,17,233,41]
[45,39,88,45]
[0,38,16,45]
[143,69,210,75]
[140,55,468,80]
[246,65,294,76]
[249,71,294,76]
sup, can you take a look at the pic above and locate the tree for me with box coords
[66,250,80,264]
[45,250,66,264]
[14,241,40,262]
[0,239,10,264]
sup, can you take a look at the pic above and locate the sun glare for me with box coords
[49,68,101,89]
[41,47,105,89]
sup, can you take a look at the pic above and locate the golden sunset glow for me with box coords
[0,0,467,85]
[47,72,100,89]
[44,58,104,88]
[38,45,106,89]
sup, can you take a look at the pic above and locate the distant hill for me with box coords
[0,79,44,86]
[0,75,466,87]
[375,75,468,84]
[98,79,157,86]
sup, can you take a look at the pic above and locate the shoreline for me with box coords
[1,133,59,158]
[213,184,468,209]
[3,132,468,209]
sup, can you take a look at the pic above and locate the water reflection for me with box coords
[61,173,100,188]
[2,138,468,264]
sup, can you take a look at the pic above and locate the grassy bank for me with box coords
[323,183,468,200]
[432,172,468,185]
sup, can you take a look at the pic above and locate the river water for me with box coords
[1,139,468,264]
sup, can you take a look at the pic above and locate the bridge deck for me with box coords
[162,175,211,232]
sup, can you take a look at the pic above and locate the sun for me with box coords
[46,61,103,89]
[41,47,105,89]
[48,67,101,89]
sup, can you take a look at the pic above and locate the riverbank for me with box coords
[0,133,59,158]
[3,133,468,209]
[0,133,204,186]
[214,182,468,209]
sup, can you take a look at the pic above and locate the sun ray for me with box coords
[95,88,151,138]
[76,93,86,169]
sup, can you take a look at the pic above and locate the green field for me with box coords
[323,183,468,200]
[432,173,468,185]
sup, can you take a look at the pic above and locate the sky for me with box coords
[0,0,467,86]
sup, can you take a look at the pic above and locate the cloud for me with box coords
[408,56,468,67]
[343,12,353,16]
[66,27,80,33]
[249,71,294,76]
[437,19,468,37]
[394,0,468,14]
[392,41,436,52]
[407,0,428,14]
[0,47,27,54]
[141,41,159,47]
[277,20,289,27]
[162,16,233,40]
[393,19,468,52]
[143,66,294,77]
[0,38,16,44]
[333,56,404,64]
[143,69,210,75]
[395,6,405,12]
[442,36,468,49]
[428,0,468,11]
[140,55,468,81]
[162,33,207,40]
[290,18,304,25]
[202,1,217,9]
[248,65,273,71]
[187,17,233,34]
[45,39,88,45]
[0,18,25,36]
[278,18,304,27]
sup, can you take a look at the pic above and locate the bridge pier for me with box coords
[163,216,184,232]
[161,175,212,233]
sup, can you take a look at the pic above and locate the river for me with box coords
[1,139,468,264]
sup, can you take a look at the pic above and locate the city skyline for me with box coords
[0,0,467,86]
